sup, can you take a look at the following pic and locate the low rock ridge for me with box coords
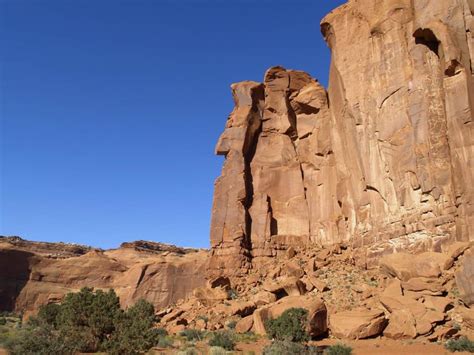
[0,236,207,317]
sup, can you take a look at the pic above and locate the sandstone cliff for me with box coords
[210,0,474,275]
[0,236,207,316]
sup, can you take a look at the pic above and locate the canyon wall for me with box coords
[209,0,474,275]
[0,237,207,316]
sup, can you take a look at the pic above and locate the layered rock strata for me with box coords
[210,0,474,275]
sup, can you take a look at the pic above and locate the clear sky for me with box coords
[1,0,347,249]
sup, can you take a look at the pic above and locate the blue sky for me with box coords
[1,0,346,249]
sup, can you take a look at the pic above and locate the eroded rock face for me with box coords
[0,237,207,317]
[210,0,474,275]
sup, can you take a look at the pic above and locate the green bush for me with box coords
[208,331,235,351]
[180,328,206,341]
[227,320,237,330]
[0,318,6,326]
[105,299,164,354]
[5,287,161,355]
[235,331,259,343]
[265,308,309,342]
[209,346,232,355]
[445,337,474,353]
[263,340,321,355]
[177,347,199,355]
[324,343,353,355]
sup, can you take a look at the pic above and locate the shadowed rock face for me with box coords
[210,0,474,275]
[0,237,207,317]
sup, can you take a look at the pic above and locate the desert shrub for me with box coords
[263,340,321,355]
[4,323,74,355]
[265,308,309,342]
[5,288,161,355]
[180,328,206,341]
[105,299,164,354]
[227,320,237,330]
[235,331,259,343]
[36,303,61,327]
[156,335,174,348]
[445,337,474,353]
[209,346,232,355]
[177,346,199,355]
[208,331,235,351]
[324,343,353,355]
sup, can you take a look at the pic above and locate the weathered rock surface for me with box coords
[210,0,474,275]
[330,309,387,339]
[455,249,474,305]
[0,236,207,317]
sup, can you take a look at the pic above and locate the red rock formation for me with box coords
[210,0,474,275]
[0,236,207,317]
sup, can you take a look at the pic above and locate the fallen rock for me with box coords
[235,315,254,333]
[379,253,445,281]
[458,307,474,330]
[161,309,185,324]
[423,296,453,313]
[254,291,277,306]
[455,249,474,306]
[227,300,256,317]
[401,277,446,296]
[444,242,471,262]
[329,309,387,339]
[262,277,306,296]
[308,276,329,292]
[282,261,305,278]
[383,310,417,339]
[193,286,229,306]
[380,294,426,318]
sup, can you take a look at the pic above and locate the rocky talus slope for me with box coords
[160,242,474,342]
[0,236,207,317]
[210,0,474,276]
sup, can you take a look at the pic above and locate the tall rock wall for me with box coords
[210,0,474,275]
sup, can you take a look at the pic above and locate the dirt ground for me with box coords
[2,339,471,354]
[148,338,470,354]
[313,338,462,355]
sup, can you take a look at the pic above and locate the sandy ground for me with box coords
[148,338,469,354]
[3,339,471,354]
[313,338,459,355]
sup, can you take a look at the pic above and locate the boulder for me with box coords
[254,291,277,306]
[459,307,474,330]
[193,286,229,306]
[329,309,387,339]
[253,295,327,337]
[282,261,305,278]
[383,310,417,339]
[235,315,254,333]
[455,249,474,306]
[227,300,256,317]
[379,253,445,281]
[401,277,446,296]
[262,277,306,296]
[422,296,453,313]
[307,276,329,292]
